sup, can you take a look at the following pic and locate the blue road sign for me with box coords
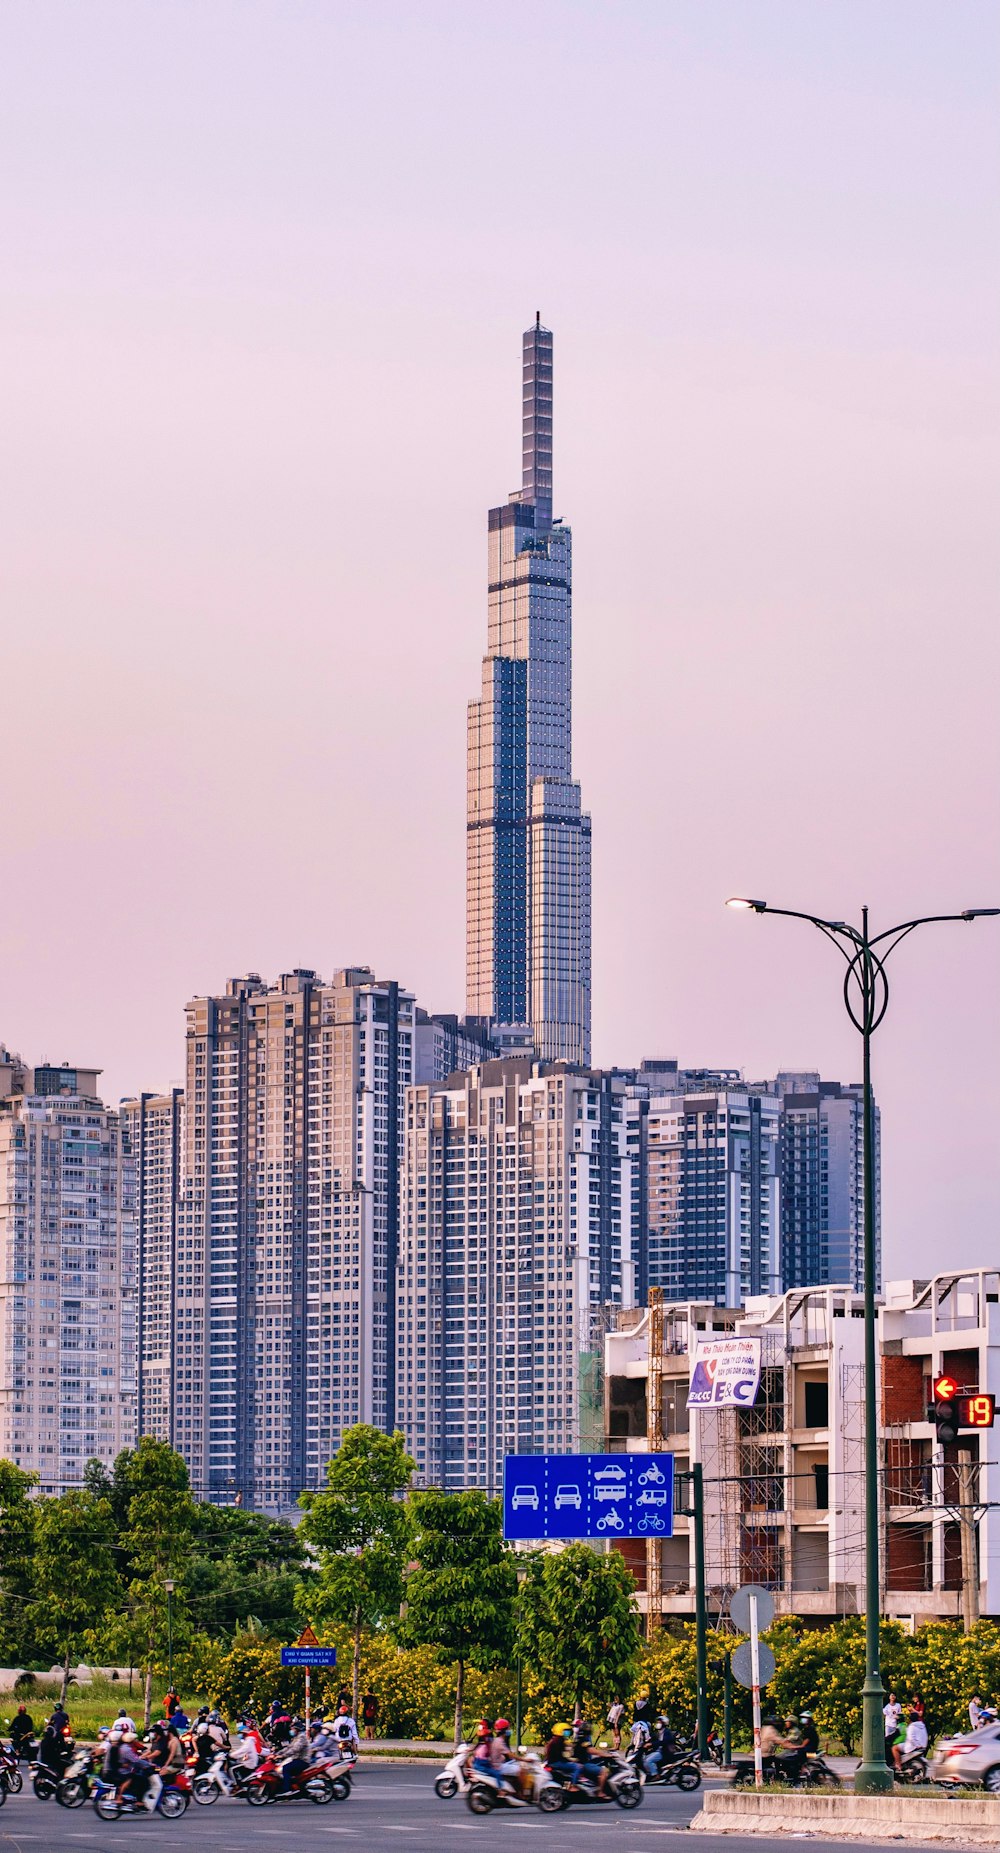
[280,1646,338,1667]
[502,1453,674,1542]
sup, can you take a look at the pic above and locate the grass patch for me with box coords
[0,1675,206,1740]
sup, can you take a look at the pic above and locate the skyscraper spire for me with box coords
[521,314,553,529]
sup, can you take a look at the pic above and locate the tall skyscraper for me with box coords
[466,318,592,1064]
[173,968,413,1510]
[774,1073,879,1293]
[0,1058,137,1488]
[397,1059,637,1489]
[120,1089,184,1444]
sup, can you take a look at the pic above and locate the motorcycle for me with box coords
[242,1752,336,1805]
[465,1752,563,1816]
[57,1747,100,1808]
[91,1770,191,1820]
[731,1752,841,1790]
[0,1743,23,1795]
[546,1749,642,1810]
[705,1729,726,1769]
[192,1748,257,1805]
[893,1750,927,1786]
[31,1744,73,1800]
[435,1742,471,1800]
[627,1739,702,1791]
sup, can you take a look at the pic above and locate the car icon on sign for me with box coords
[639,1463,665,1486]
[511,1485,539,1511]
[637,1488,668,1507]
[597,1509,625,1532]
[637,1515,666,1533]
[554,1485,582,1510]
[594,1465,626,1481]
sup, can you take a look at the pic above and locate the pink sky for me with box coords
[2,1,998,1276]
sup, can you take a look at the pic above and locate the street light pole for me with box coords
[726,896,998,1795]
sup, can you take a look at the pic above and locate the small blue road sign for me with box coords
[280,1646,337,1667]
[502,1453,674,1542]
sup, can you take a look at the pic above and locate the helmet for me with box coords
[123,1732,139,1745]
[209,1710,223,1724]
[800,1713,813,1723]
[494,1719,511,1734]
[476,1720,491,1739]
[554,1722,572,1738]
[197,1707,209,1720]
[292,1718,304,1730]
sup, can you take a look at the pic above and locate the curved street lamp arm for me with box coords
[869,911,991,950]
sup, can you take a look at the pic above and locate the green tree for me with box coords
[401,1488,517,1745]
[24,1490,119,1702]
[116,1438,196,1727]
[188,1504,311,1641]
[516,1543,641,1722]
[299,1424,414,1716]
[0,1461,38,1661]
[83,1451,134,1535]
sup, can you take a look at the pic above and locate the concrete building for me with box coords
[398,1059,638,1490]
[174,967,414,1510]
[645,1088,782,1304]
[120,1090,183,1445]
[0,1060,137,1489]
[413,1012,497,1086]
[774,1073,879,1294]
[466,317,592,1065]
[606,1270,1000,1624]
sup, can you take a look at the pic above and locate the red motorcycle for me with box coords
[243,1753,334,1806]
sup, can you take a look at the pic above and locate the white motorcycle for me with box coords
[435,1743,471,1800]
[466,1751,564,1815]
[192,1747,258,1805]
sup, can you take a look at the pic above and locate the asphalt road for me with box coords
[0,1765,983,1853]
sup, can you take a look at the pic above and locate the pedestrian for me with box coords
[607,1697,625,1751]
[164,1687,179,1719]
[883,1691,902,1768]
[361,1692,379,1740]
[911,1692,925,1722]
[970,1694,983,1731]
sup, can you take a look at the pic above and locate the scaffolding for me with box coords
[646,1287,664,1629]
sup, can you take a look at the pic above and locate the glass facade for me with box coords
[466,321,591,1063]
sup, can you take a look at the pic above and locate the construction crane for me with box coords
[646,1285,664,1632]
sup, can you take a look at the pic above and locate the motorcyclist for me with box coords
[269,1705,293,1749]
[570,1717,608,1795]
[307,1720,341,1766]
[646,1712,679,1780]
[799,1713,820,1757]
[280,1717,311,1792]
[37,1718,72,1778]
[232,1722,262,1772]
[333,1700,360,1755]
[470,1720,495,1781]
[112,1706,137,1735]
[148,1720,185,1786]
[119,1731,162,1813]
[892,1707,928,1776]
[776,1716,808,1783]
[9,1704,35,1760]
[544,1722,584,1789]
[487,1718,526,1803]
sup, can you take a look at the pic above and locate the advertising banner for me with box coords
[687,1335,761,1408]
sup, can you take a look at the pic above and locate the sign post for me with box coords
[730,1585,775,1792]
[280,1625,336,1728]
[748,1593,762,1790]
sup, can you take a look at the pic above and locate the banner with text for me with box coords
[687,1335,761,1408]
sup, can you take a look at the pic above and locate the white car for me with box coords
[554,1484,582,1510]
[597,1509,625,1532]
[511,1485,539,1511]
[639,1463,665,1486]
[637,1488,668,1507]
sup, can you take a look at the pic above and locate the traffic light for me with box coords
[927,1375,996,1442]
[929,1375,959,1444]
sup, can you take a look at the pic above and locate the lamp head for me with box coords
[961,909,1000,921]
[726,896,767,913]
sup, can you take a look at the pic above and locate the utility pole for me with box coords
[958,1448,979,1634]
[646,1287,664,1633]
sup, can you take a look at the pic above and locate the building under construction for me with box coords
[605,1271,1000,1629]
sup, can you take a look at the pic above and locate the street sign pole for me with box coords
[305,1666,310,1731]
[692,1464,708,1762]
[749,1593,762,1791]
[723,1652,732,1768]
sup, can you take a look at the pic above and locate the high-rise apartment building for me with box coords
[774,1073,879,1293]
[0,1059,137,1488]
[397,1059,636,1489]
[466,318,591,1064]
[120,1089,184,1443]
[174,968,413,1510]
[645,1087,781,1304]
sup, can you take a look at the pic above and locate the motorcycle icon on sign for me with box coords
[597,1509,625,1532]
